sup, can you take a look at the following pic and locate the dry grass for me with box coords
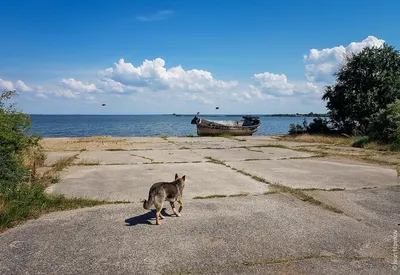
[279,134,357,145]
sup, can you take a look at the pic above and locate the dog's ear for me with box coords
[182,175,185,181]
[175,173,178,180]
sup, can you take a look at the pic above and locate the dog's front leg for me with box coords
[170,202,181,217]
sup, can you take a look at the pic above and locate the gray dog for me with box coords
[143,174,186,225]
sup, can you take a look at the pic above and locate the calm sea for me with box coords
[29,115,317,137]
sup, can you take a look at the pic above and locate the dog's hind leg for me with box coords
[177,199,183,213]
[170,202,181,217]
[155,205,162,225]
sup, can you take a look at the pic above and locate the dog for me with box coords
[143,173,186,225]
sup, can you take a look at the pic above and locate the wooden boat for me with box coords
[191,113,261,136]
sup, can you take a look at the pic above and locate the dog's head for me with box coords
[175,173,186,187]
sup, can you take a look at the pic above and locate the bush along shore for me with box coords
[287,43,400,151]
[0,90,117,232]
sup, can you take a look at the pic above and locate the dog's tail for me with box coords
[143,194,153,210]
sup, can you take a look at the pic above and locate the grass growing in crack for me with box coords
[297,187,345,191]
[270,184,343,213]
[50,154,78,172]
[74,159,100,166]
[193,194,227,199]
[130,153,154,162]
[251,144,290,149]
[233,255,381,268]
[159,136,169,140]
[204,156,226,165]
[105,148,127,151]
[229,193,248,197]
[179,147,191,150]
[230,167,252,177]
[244,158,271,161]
[245,147,263,152]
[263,190,278,195]
[228,165,343,213]
[169,254,381,275]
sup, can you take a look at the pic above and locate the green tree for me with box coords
[322,44,400,134]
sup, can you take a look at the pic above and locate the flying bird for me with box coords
[102,103,106,107]
[215,106,219,110]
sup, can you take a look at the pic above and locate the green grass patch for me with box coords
[0,183,114,232]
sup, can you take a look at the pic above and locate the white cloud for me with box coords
[98,78,141,94]
[249,36,385,102]
[304,36,385,83]
[54,89,78,99]
[253,72,294,96]
[0,78,14,90]
[101,58,238,93]
[136,10,174,22]
[61,78,98,93]
[36,93,48,99]
[16,80,33,92]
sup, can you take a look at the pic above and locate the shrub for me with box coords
[288,117,331,135]
[307,117,330,134]
[368,100,400,146]
[0,90,41,195]
[288,123,306,135]
[352,136,370,148]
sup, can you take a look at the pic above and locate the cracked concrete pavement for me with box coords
[1,136,399,274]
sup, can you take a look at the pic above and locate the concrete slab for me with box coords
[227,158,399,190]
[73,151,146,165]
[168,136,242,149]
[304,186,400,229]
[41,137,177,151]
[0,195,393,275]
[193,148,269,162]
[194,147,314,162]
[257,147,316,159]
[47,163,269,201]
[131,149,205,163]
[44,151,80,166]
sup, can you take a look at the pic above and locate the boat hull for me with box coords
[192,116,261,136]
[196,125,260,136]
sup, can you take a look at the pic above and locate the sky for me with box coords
[1,0,399,114]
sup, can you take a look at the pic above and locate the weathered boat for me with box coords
[190,113,261,136]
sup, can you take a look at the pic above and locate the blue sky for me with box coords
[1,0,399,114]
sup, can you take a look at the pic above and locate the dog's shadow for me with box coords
[125,208,172,226]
